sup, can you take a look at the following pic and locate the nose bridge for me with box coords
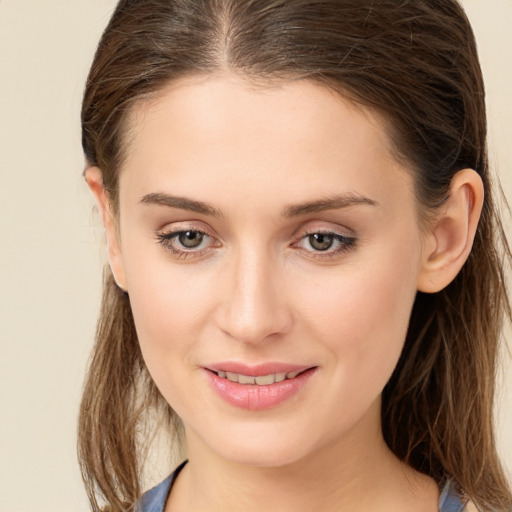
[217,242,291,344]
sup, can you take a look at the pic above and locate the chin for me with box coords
[193,421,320,468]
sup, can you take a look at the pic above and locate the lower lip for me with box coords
[204,367,317,411]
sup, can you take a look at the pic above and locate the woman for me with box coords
[78,1,512,511]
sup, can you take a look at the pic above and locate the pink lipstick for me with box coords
[203,362,317,411]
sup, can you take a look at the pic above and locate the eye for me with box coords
[307,233,336,251]
[177,230,206,248]
[295,230,357,258]
[156,228,217,258]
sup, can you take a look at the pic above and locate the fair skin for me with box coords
[86,74,483,512]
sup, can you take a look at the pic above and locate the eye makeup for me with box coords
[294,230,357,259]
[155,224,357,262]
[155,228,217,259]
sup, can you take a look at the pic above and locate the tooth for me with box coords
[239,374,256,384]
[255,374,275,385]
[218,370,303,384]
[226,372,239,382]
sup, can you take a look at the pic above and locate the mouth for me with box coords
[207,368,311,385]
[203,364,318,411]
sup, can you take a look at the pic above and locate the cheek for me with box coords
[295,249,420,400]
[121,243,217,384]
[126,268,221,423]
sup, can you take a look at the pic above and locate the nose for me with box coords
[214,247,293,345]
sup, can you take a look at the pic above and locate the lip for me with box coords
[203,364,318,411]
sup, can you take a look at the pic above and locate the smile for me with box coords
[215,370,304,385]
[204,366,318,411]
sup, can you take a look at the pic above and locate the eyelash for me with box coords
[156,229,214,259]
[155,228,357,260]
[294,230,357,259]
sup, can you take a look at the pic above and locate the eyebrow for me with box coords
[140,192,222,217]
[283,194,379,217]
[140,192,379,218]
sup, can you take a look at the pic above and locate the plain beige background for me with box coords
[0,1,510,511]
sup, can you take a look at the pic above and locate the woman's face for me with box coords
[114,74,429,466]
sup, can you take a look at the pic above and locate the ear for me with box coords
[417,168,484,293]
[84,167,127,292]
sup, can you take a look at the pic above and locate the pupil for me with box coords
[309,233,334,251]
[179,231,203,248]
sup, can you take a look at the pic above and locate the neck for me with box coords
[167,402,438,512]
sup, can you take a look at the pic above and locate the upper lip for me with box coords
[205,362,315,376]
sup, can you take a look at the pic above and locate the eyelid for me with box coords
[292,218,356,241]
[154,221,357,260]
[294,223,355,239]
[155,223,220,259]
[292,224,358,258]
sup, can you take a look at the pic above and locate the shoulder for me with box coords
[137,475,173,512]
[137,460,188,512]
[438,479,478,512]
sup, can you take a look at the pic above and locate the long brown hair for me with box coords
[78,1,512,510]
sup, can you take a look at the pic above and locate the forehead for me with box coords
[126,73,392,156]
[119,73,413,215]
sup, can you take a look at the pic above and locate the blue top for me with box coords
[138,460,469,512]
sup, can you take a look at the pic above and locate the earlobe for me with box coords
[84,167,128,292]
[417,168,484,293]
